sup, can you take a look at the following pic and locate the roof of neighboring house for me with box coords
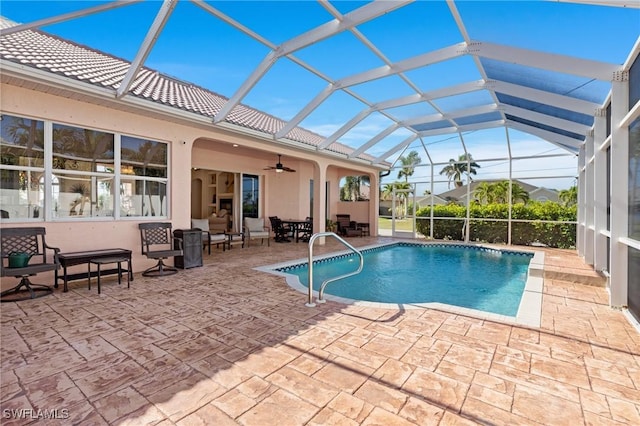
[0,17,376,163]
[437,179,551,201]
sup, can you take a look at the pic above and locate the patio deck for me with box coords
[1,237,639,425]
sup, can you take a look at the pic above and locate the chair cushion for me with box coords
[191,218,209,231]
[210,234,227,242]
[249,231,269,238]
[217,209,228,217]
[245,217,264,232]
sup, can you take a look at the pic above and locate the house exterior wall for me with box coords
[0,83,382,281]
[336,201,370,224]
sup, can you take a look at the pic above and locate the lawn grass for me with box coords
[378,217,414,231]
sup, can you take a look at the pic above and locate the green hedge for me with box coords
[416,202,577,249]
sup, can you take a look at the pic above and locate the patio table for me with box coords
[281,219,311,242]
[56,248,133,292]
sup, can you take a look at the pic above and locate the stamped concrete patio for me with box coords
[1,236,639,425]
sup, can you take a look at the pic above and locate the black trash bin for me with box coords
[173,229,203,269]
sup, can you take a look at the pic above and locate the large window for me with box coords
[0,114,169,221]
[120,136,168,217]
[0,115,45,220]
[52,123,115,218]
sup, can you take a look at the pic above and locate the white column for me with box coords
[577,148,586,258]
[609,73,630,307]
[593,109,608,273]
[584,131,595,265]
[370,171,379,236]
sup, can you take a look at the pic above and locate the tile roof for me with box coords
[0,17,374,163]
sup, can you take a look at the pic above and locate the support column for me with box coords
[369,171,379,236]
[609,72,630,307]
[316,163,328,245]
[584,131,595,265]
[593,109,608,273]
[577,148,586,258]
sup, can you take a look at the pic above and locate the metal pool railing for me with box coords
[305,232,364,307]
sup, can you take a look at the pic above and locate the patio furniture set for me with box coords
[0,227,132,302]
[1,215,367,302]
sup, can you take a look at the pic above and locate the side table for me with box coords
[357,222,370,236]
[225,232,245,250]
[89,257,130,294]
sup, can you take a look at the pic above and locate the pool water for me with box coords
[277,243,533,316]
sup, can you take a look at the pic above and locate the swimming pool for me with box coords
[258,242,545,326]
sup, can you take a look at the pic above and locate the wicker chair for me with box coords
[335,214,362,237]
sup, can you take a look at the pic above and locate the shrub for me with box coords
[416,202,577,249]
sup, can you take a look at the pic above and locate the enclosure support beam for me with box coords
[609,77,629,307]
[593,110,609,273]
[584,131,595,266]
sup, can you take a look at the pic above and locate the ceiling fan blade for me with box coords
[264,154,296,172]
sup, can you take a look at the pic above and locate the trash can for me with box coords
[173,229,202,269]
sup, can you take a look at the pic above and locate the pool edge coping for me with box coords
[254,241,543,328]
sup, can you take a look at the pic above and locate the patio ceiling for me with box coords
[1,0,638,169]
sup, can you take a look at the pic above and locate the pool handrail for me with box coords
[306,232,364,307]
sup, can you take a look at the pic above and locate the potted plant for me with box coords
[326,219,336,233]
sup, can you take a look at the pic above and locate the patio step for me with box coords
[544,266,607,287]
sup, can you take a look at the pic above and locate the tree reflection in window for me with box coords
[120,136,168,217]
[52,124,114,171]
[0,115,45,167]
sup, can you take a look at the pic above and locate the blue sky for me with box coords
[2,1,639,191]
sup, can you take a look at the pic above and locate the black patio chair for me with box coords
[1,227,60,302]
[269,216,291,243]
[296,217,313,242]
[138,222,183,277]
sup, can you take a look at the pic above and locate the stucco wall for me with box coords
[1,83,382,283]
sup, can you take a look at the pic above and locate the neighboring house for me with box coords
[379,193,447,216]
[437,179,559,204]
[529,187,560,202]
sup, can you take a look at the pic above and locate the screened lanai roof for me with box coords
[0,0,638,170]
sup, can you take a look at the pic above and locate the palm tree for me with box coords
[473,180,529,204]
[397,150,421,182]
[382,181,411,217]
[473,182,495,204]
[558,186,578,207]
[510,182,530,204]
[439,153,480,188]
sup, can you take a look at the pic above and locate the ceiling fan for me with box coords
[264,154,295,173]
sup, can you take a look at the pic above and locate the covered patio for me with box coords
[2,237,639,425]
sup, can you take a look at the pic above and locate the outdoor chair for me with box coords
[336,214,362,237]
[138,222,183,277]
[244,217,270,247]
[296,217,313,242]
[209,209,230,233]
[269,216,291,243]
[1,227,60,302]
